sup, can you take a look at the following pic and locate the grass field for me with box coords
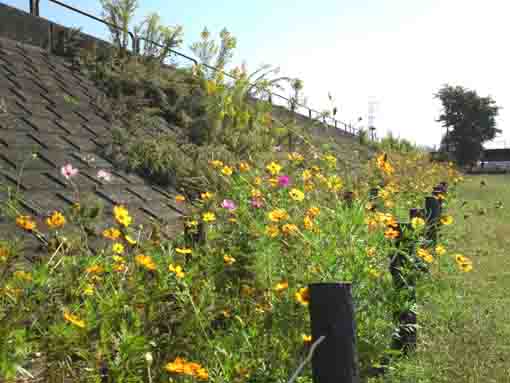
[377,174,510,383]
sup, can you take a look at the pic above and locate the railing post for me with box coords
[30,0,40,16]
[309,283,359,383]
[308,109,312,119]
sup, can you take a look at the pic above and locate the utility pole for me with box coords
[368,99,378,141]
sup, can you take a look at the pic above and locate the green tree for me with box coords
[435,84,501,165]
[100,0,138,51]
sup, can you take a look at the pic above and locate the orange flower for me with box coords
[16,215,37,231]
[135,254,157,271]
[384,227,400,240]
[282,223,299,236]
[46,211,66,228]
[103,227,121,240]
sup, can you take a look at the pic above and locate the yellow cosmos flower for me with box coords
[458,260,473,272]
[202,212,216,222]
[435,244,446,256]
[253,176,262,186]
[273,281,289,292]
[266,161,282,175]
[201,191,215,201]
[302,169,312,181]
[268,177,279,188]
[323,154,337,166]
[282,223,299,235]
[175,195,186,203]
[112,255,124,263]
[288,152,304,162]
[125,235,137,245]
[440,215,454,225]
[302,334,312,344]
[307,206,320,218]
[185,220,199,228]
[169,264,185,278]
[327,175,343,192]
[175,247,192,255]
[303,215,314,230]
[103,227,121,240]
[268,209,289,222]
[411,217,425,229]
[223,254,236,265]
[46,211,66,229]
[239,162,251,172]
[112,242,125,255]
[209,160,223,168]
[295,287,310,306]
[113,205,132,227]
[16,215,37,231]
[265,225,280,237]
[417,248,434,263]
[135,254,157,271]
[289,188,305,202]
[63,310,85,328]
[221,166,233,176]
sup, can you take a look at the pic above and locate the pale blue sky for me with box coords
[4,0,509,148]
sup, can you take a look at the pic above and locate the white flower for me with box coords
[97,170,112,182]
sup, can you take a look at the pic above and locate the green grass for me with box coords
[376,174,510,383]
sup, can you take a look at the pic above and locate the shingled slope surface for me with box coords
[0,36,185,256]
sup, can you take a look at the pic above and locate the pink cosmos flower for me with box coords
[97,170,112,182]
[61,164,78,179]
[250,197,263,208]
[221,199,237,211]
[278,175,291,187]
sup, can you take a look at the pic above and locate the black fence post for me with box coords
[425,196,441,244]
[368,188,380,211]
[184,221,206,247]
[309,283,359,383]
[389,223,417,354]
[343,191,354,207]
[409,208,425,219]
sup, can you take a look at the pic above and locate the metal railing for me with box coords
[29,0,359,136]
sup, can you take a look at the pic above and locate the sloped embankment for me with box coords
[0,36,186,257]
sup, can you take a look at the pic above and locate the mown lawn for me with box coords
[377,174,510,383]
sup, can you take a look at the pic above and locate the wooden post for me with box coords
[309,283,359,383]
